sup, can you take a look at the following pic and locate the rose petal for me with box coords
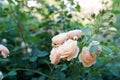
[50,48,61,64]
[52,33,67,45]
[67,30,83,39]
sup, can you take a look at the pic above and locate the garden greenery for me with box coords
[0,0,120,80]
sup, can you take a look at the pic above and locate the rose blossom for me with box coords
[58,39,79,61]
[67,30,83,39]
[52,33,67,45]
[0,44,10,58]
[79,47,96,67]
[50,48,61,64]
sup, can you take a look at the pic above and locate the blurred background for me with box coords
[0,0,120,80]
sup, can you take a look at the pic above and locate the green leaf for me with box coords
[60,64,67,71]
[7,71,17,76]
[38,51,48,57]
[53,71,65,79]
[109,64,120,77]
[0,58,9,62]
[31,78,38,80]
[29,56,38,62]
[32,49,48,57]
[89,45,98,53]
[22,53,30,60]
[39,76,46,80]
[110,68,119,77]
[102,46,112,53]
[76,5,81,12]
[24,71,33,76]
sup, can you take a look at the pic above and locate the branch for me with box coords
[13,68,56,79]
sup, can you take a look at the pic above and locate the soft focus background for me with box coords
[0,0,120,80]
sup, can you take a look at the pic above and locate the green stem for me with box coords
[13,68,56,79]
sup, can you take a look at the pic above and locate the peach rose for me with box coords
[79,47,96,67]
[49,48,61,64]
[88,41,102,56]
[58,39,79,61]
[67,30,83,39]
[52,33,67,45]
[0,44,10,58]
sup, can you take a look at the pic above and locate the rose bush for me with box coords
[0,0,120,80]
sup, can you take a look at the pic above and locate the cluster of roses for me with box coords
[0,44,9,58]
[50,30,102,67]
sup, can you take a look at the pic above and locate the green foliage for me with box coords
[0,0,120,80]
[7,71,17,76]
[89,45,98,53]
